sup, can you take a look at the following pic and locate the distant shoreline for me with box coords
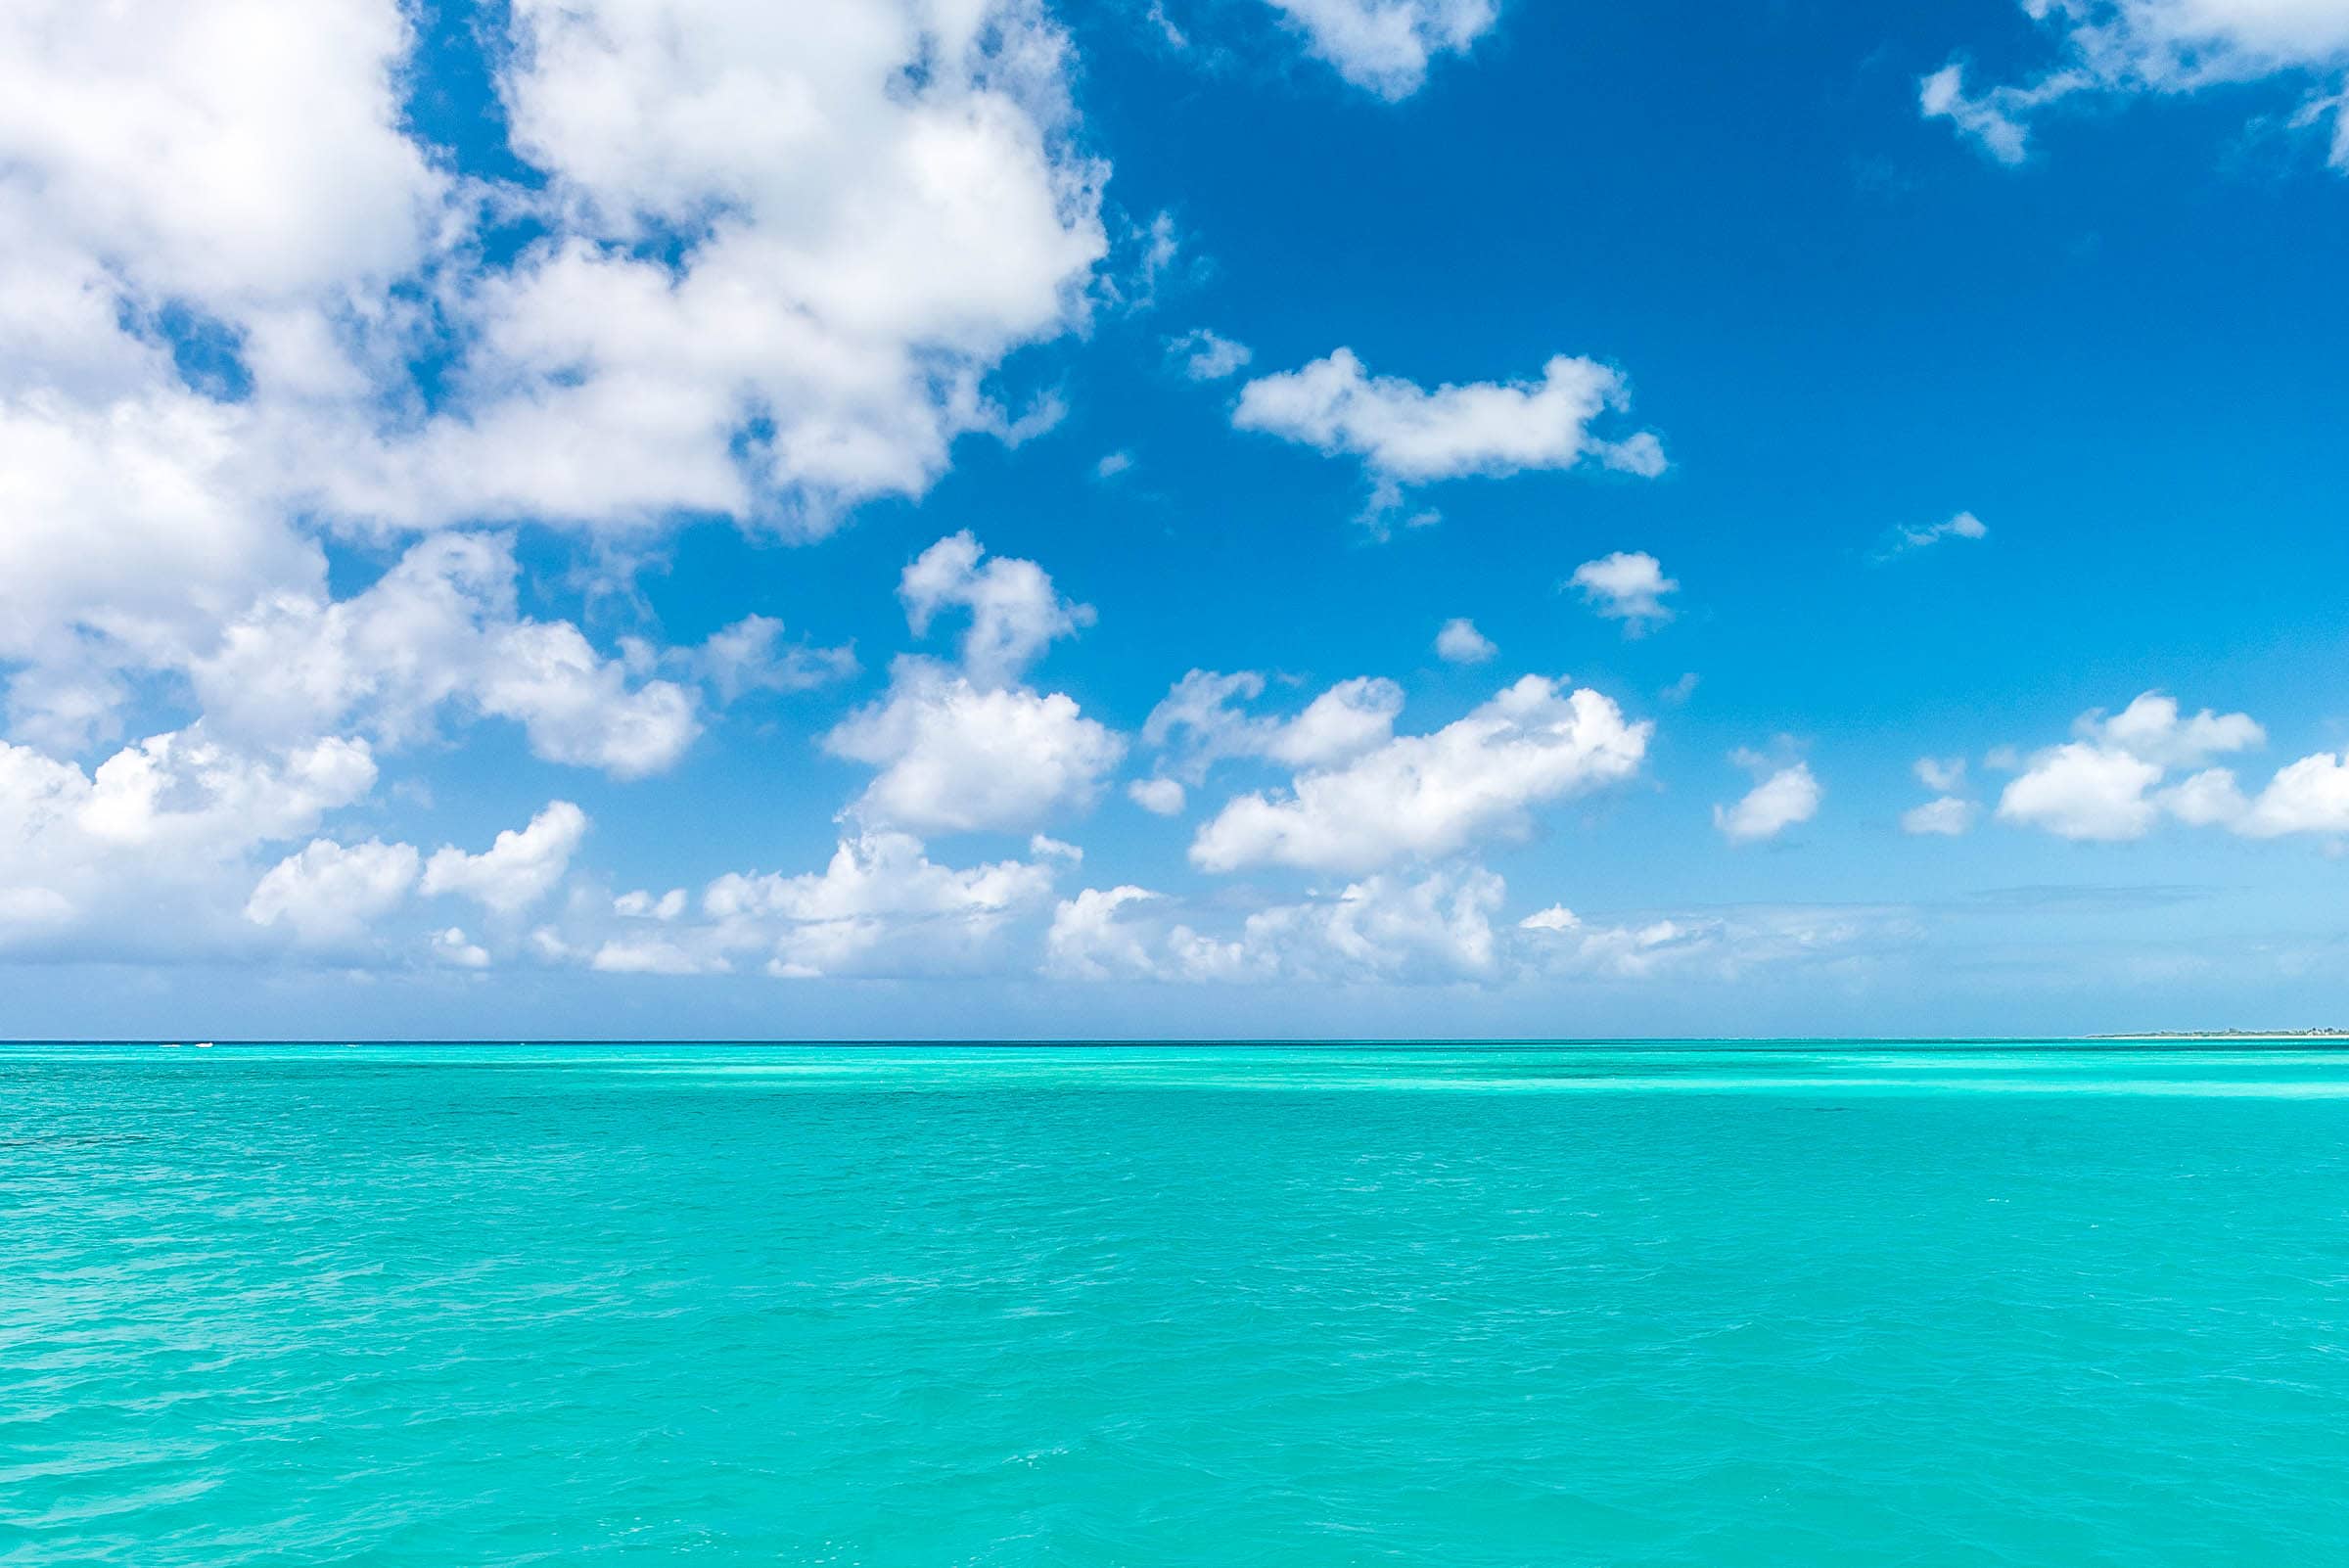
[2086,1029,2349,1040]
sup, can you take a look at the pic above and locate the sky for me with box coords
[4,0,2349,1040]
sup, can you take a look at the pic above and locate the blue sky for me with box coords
[3,0,2348,1039]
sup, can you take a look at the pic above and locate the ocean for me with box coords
[4,1041,2345,1565]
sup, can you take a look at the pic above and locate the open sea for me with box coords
[4,1040,2347,1566]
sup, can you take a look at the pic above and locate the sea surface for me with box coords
[4,1041,2347,1566]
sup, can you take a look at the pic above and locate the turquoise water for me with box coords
[5,1042,2348,1566]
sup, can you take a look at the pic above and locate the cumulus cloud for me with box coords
[1715,753,1821,844]
[1128,777,1188,815]
[2,727,378,953]
[421,802,589,915]
[1435,618,1497,665]
[1258,0,1501,99]
[1190,675,1649,873]
[1923,3,2349,168]
[1167,327,1253,380]
[899,531,1094,687]
[1143,669,1406,781]
[685,616,856,704]
[699,832,1058,978]
[1981,691,2349,843]
[1232,347,1664,523]
[1568,552,1679,632]
[188,534,703,779]
[0,0,1110,757]
[827,660,1125,833]
[1045,866,1505,983]
[1049,872,1905,988]
[1876,510,1988,561]
[246,838,422,946]
[1995,692,2264,841]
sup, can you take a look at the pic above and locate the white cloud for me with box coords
[1045,866,1505,983]
[615,888,689,920]
[1167,327,1253,380]
[1094,450,1135,480]
[1,726,378,952]
[1877,509,1988,561]
[1903,757,1977,836]
[827,659,1125,833]
[1714,755,1821,844]
[246,838,422,946]
[1520,901,1904,982]
[2083,691,2264,770]
[421,802,589,915]
[1924,4,2349,168]
[1142,669,1405,781]
[1995,693,2260,842]
[1259,0,1501,99]
[1043,885,1166,979]
[1999,740,2167,841]
[686,616,856,704]
[1915,756,1968,794]
[899,531,1094,687]
[0,0,1111,758]
[1568,551,1679,632]
[1190,675,1649,873]
[701,831,1057,977]
[1128,777,1188,816]
[1990,692,2349,844]
[1231,347,1663,522]
[184,533,702,779]
[1435,618,1497,665]
[1902,797,1977,837]
[2234,753,2349,836]
[432,927,492,969]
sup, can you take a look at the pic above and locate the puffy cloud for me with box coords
[2234,753,2349,837]
[1128,777,1188,816]
[700,832,1057,977]
[1998,740,2167,841]
[898,531,1093,686]
[685,616,856,704]
[421,802,590,915]
[432,927,492,969]
[1258,0,1500,99]
[1434,618,1497,665]
[1923,3,2349,168]
[1166,327,1253,380]
[1568,551,1679,632]
[1043,885,1166,979]
[1994,693,2265,843]
[1903,757,1977,836]
[245,838,422,946]
[826,659,1125,833]
[1,727,378,951]
[2085,691,2264,770]
[1143,669,1405,780]
[1232,347,1664,522]
[190,534,703,778]
[0,0,1110,755]
[1044,866,1504,983]
[1989,692,2349,844]
[615,888,689,920]
[1876,509,1988,561]
[1190,675,1649,873]
[1714,754,1821,844]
